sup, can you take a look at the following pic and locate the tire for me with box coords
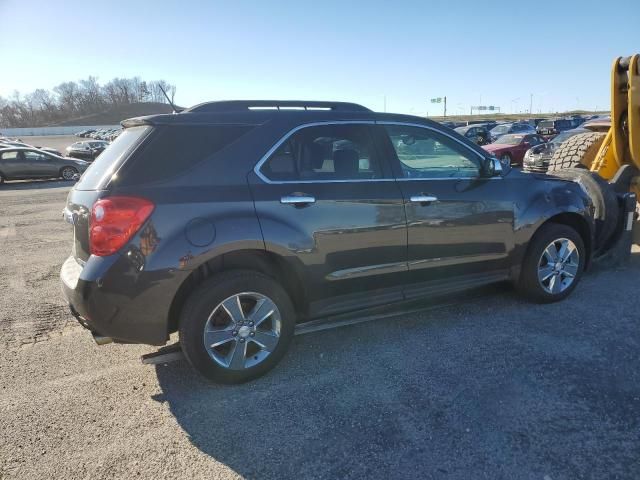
[547,132,606,172]
[0,172,4,185]
[179,270,295,384]
[500,153,512,166]
[517,223,585,303]
[60,166,78,181]
[551,167,618,248]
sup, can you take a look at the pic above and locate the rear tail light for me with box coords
[90,196,154,256]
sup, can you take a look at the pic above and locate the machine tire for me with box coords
[0,172,4,185]
[551,167,619,248]
[547,132,606,172]
[179,270,295,384]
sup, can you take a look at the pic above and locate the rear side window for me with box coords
[76,126,151,190]
[119,125,253,185]
[1,151,19,160]
[259,124,383,182]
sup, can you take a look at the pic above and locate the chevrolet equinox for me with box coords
[61,101,595,383]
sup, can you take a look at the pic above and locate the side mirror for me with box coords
[482,157,502,177]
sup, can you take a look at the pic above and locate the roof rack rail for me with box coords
[186,100,372,113]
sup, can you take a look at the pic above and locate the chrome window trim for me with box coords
[253,121,392,184]
[253,120,502,184]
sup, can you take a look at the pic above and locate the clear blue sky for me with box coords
[1,0,638,115]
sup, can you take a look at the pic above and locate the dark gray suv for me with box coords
[61,101,595,383]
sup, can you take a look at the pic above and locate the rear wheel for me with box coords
[517,223,585,303]
[179,270,295,384]
[0,172,4,185]
[60,166,78,181]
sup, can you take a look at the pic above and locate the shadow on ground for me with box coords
[153,272,640,479]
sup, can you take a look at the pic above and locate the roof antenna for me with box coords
[158,84,182,113]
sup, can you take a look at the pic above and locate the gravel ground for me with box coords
[1,181,639,480]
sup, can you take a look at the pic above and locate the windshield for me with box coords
[494,134,524,145]
[539,121,554,128]
[490,125,510,135]
[75,126,151,190]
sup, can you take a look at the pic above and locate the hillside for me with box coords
[49,102,175,126]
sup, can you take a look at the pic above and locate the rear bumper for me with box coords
[60,254,187,346]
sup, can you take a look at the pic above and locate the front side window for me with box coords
[260,124,382,182]
[24,151,49,161]
[384,125,480,179]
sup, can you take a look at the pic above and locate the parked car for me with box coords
[66,140,110,161]
[0,147,89,183]
[454,125,491,145]
[489,122,536,142]
[536,119,574,137]
[60,100,595,383]
[0,140,31,148]
[440,121,464,129]
[38,147,64,156]
[482,133,547,166]
[522,128,589,173]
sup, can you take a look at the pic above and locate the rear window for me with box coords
[76,126,151,190]
[118,125,253,186]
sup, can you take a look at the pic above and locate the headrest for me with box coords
[333,149,359,178]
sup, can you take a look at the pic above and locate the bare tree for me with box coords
[0,77,178,128]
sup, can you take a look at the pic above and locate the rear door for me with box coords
[250,122,408,317]
[0,150,25,177]
[376,122,515,298]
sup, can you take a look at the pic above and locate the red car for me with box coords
[482,133,546,166]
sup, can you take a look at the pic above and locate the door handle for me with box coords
[409,195,438,203]
[280,195,316,206]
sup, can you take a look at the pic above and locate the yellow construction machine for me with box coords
[547,54,639,258]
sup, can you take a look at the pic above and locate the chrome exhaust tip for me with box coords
[92,333,113,345]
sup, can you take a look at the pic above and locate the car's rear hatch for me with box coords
[64,126,152,262]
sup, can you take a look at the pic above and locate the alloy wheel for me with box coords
[203,292,281,370]
[537,238,580,294]
[62,167,77,180]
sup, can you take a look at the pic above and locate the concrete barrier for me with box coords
[0,125,120,137]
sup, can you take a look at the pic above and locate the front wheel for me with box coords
[60,166,78,181]
[500,153,512,167]
[517,223,585,303]
[179,270,295,384]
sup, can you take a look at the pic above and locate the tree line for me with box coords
[0,77,177,128]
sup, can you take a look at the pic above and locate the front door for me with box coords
[376,123,515,298]
[23,150,59,177]
[249,122,408,318]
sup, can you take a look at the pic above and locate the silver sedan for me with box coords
[0,147,89,184]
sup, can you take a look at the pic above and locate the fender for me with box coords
[511,177,595,273]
